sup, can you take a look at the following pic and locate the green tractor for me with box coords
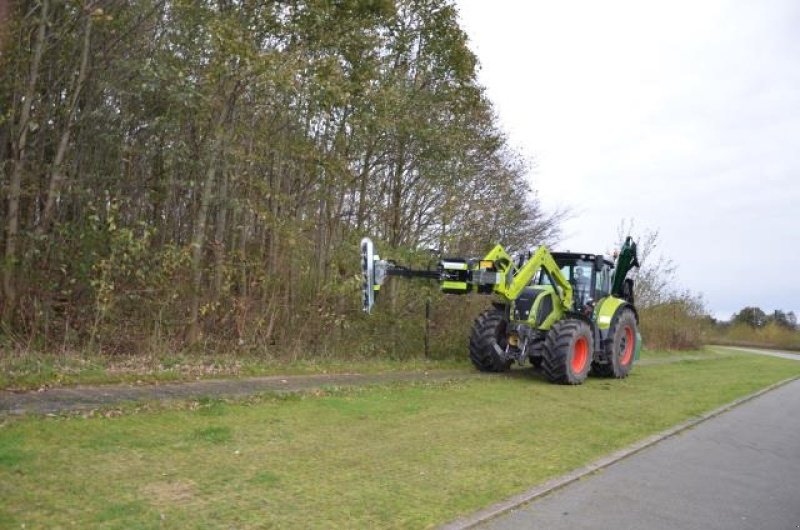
[360,237,641,384]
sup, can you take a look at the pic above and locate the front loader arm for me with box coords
[494,246,573,310]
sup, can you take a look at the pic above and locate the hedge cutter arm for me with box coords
[360,237,573,314]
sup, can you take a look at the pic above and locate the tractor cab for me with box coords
[538,252,615,310]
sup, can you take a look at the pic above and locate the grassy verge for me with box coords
[0,347,719,391]
[0,351,468,391]
[2,350,799,528]
[640,347,722,360]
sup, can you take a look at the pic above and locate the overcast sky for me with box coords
[456,0,800,320]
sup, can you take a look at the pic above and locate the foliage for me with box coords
[709,322,800,351]
[707,305,800,350]
[731,306,768,328]
[638,295,709,350]
[0,0,562,356]
[731,306,797,330]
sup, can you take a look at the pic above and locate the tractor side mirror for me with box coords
[594,254,605,272]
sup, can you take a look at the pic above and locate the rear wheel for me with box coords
[592,308,638,378]
[542,319,593,384]
[468,308,513,372]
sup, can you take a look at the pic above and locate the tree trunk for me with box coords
[389,141,406,246]
[37,11,92,236]
[3,0,47,322]
[0,0,12,53]
[187,88,235,345]
[355,145,373,232]
[213,166,229,299]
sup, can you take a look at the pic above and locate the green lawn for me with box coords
[1,351,799,529]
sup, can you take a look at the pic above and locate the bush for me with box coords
[638,296,708,350]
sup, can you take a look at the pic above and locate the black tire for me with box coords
[542,319,593,384]
[592,308,637,378]
[468,308,513,372]
[529,334,546,369]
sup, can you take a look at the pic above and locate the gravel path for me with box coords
[0,369,480,416]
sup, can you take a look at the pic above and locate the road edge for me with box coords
[439,375,800,530]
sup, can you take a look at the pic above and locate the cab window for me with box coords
[595,266,611,299]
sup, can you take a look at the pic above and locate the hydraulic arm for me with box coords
[611,236,639,300]
[360,237,573,314]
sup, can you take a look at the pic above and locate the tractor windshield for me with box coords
[595,264,612,299]
[536,260,594,308]
[571,261,593,308]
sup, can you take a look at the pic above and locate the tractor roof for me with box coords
[551,251,615,268]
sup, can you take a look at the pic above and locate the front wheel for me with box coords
[468,308,513,372]
[542,319,593,384]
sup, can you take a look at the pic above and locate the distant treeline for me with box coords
[706,306,800,351]
[1,0,563,356]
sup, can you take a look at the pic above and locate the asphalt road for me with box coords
[716,345,800,361]
[479,349,800,530]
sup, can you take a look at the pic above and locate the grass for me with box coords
[640,347,721,359]
[1,350,799,528]
[0,346,726,391]
[0,350,468,391]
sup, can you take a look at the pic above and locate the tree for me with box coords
[766,309,797,330]
[732,306,767,328]
[0,0,565,357]
[788,311,798,329]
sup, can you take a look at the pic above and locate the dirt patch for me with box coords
[0,369,478,416]
[141,480,196,507]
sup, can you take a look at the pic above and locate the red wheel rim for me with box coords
[620,326,634,365]
[571,336,589,373]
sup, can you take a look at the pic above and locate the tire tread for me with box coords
[468,308,512,372]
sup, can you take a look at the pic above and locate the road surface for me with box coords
[479,347,800,530]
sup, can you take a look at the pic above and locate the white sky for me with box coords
[456,0,800,320]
